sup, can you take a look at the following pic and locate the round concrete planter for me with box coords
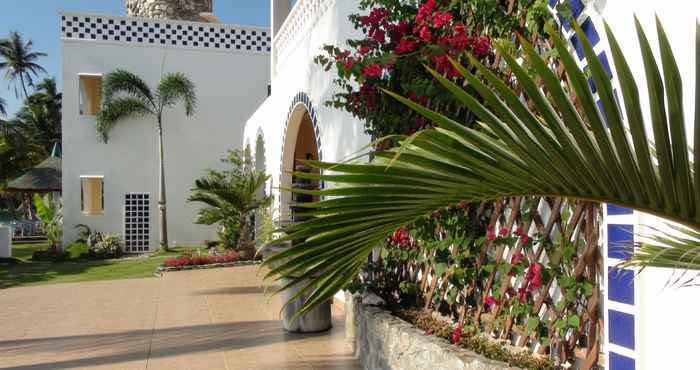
[262,242,333,333]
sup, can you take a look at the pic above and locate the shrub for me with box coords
[88,233,122,259]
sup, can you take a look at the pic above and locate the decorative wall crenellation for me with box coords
[126,0,213,21]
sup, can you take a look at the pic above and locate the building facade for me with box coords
[61,9,271,249]
[244,0,700,369]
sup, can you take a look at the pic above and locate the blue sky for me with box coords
[0,0,270,117]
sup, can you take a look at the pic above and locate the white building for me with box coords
[60,7,271,250]
[243,1,700,369]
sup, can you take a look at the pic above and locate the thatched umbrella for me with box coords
[5,144,61,193]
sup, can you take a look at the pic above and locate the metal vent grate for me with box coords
[124,192,150,253]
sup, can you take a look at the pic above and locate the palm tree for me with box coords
[0,32,47,99]
[189,168,271,249]
[263,18,700,316]
[96,69,196,251]
[15,78,62,152]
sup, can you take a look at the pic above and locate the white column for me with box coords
[0,226,11,258]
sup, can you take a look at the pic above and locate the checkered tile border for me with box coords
[61,13,271,53]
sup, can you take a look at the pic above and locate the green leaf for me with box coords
[568,314,580,328]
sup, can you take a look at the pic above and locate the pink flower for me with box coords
[395,37,418,54]
[484,296,499,306]
[362,64,383,77]
[359,45,371,55]
[514,227,524,236]
[499,228,508,237]
[521,235,530,244]
[390,228,411,247]
[343,59,355,70]
[517,287,528,303]
[511,252,524,264]
[451,324,463,344]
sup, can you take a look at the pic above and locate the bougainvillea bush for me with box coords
[314,0,552,143]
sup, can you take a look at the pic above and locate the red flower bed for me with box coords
[162,252,239,268]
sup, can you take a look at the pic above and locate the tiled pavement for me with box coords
[0,267,360,370]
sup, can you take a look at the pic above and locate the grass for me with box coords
[0,243,210,289]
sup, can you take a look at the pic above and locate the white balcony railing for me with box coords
[272,0,334,73]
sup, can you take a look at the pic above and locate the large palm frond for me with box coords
[156,72,196,116]
[263,18,700,316]
[96,97,153,142]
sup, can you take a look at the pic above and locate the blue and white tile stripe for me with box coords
[548,1,638,369]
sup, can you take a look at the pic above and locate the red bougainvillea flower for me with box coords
[359,45,371,55]
[472,36,491,57]
[517,287,528,303]
[370,28,386,44]
[499,228,508,237]
[525,263,543,291]
[486,231,496,241]
[416,0,436,23]
[417,24,433,42]
[390,228,411,247]
[432,11,453,28]
[514,227,524,236]
[484,296,499,306]
[396,37,418,54]
[451,324,463,344]
[521,235,530,244]
[343,59,355,71]
[362,64,383,77]
[335,50,351,61]
[511,252,525,264]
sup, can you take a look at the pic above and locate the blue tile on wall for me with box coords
[597,99,609,126]
[608,267,635,305]
[558,13,572,31]
[549,0,559,7]
[609,310,635,350]
[610,351,636,370]
[598,52,613,78]
[569,0,585,18]
[571,33,584,60]
[607,204,633,215]
[581,18,600,46]
[608,224,634,259]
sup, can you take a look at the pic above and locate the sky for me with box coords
[0,0,270,117]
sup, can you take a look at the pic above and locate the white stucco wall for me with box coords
[61,13,270,249]
[243,0,369,220]
[600,2,700,369]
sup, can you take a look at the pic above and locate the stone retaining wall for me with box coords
[345,292,520,370]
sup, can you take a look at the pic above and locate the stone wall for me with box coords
[345,292,521,370]
[126,0,213,21]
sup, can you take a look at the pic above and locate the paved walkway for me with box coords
[0,267,360,370]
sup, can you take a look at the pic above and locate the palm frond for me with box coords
[101,69,155,108]
[157,72,196,116]
[0,96,6,117]
[263,19,700,316]
[96,97,153,142]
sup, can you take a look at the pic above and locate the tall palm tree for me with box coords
[263,18,700,316]
[15,78,62,152]
[96,69,196,251]
[0,32,47,99]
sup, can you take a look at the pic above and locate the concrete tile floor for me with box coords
[0,266,360,370]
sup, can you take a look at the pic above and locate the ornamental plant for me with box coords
[314,0,552,142]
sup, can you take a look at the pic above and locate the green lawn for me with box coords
[0,243,204,289]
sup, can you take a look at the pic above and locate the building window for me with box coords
[81,176,104,215]
[79,74,102,116]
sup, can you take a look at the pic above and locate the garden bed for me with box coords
[345,292,553,370]
[155,259,261,276]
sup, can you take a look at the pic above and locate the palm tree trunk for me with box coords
[157,118,169,251]
[19,74,29,99]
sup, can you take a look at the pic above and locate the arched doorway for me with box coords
[280,93,322,225]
